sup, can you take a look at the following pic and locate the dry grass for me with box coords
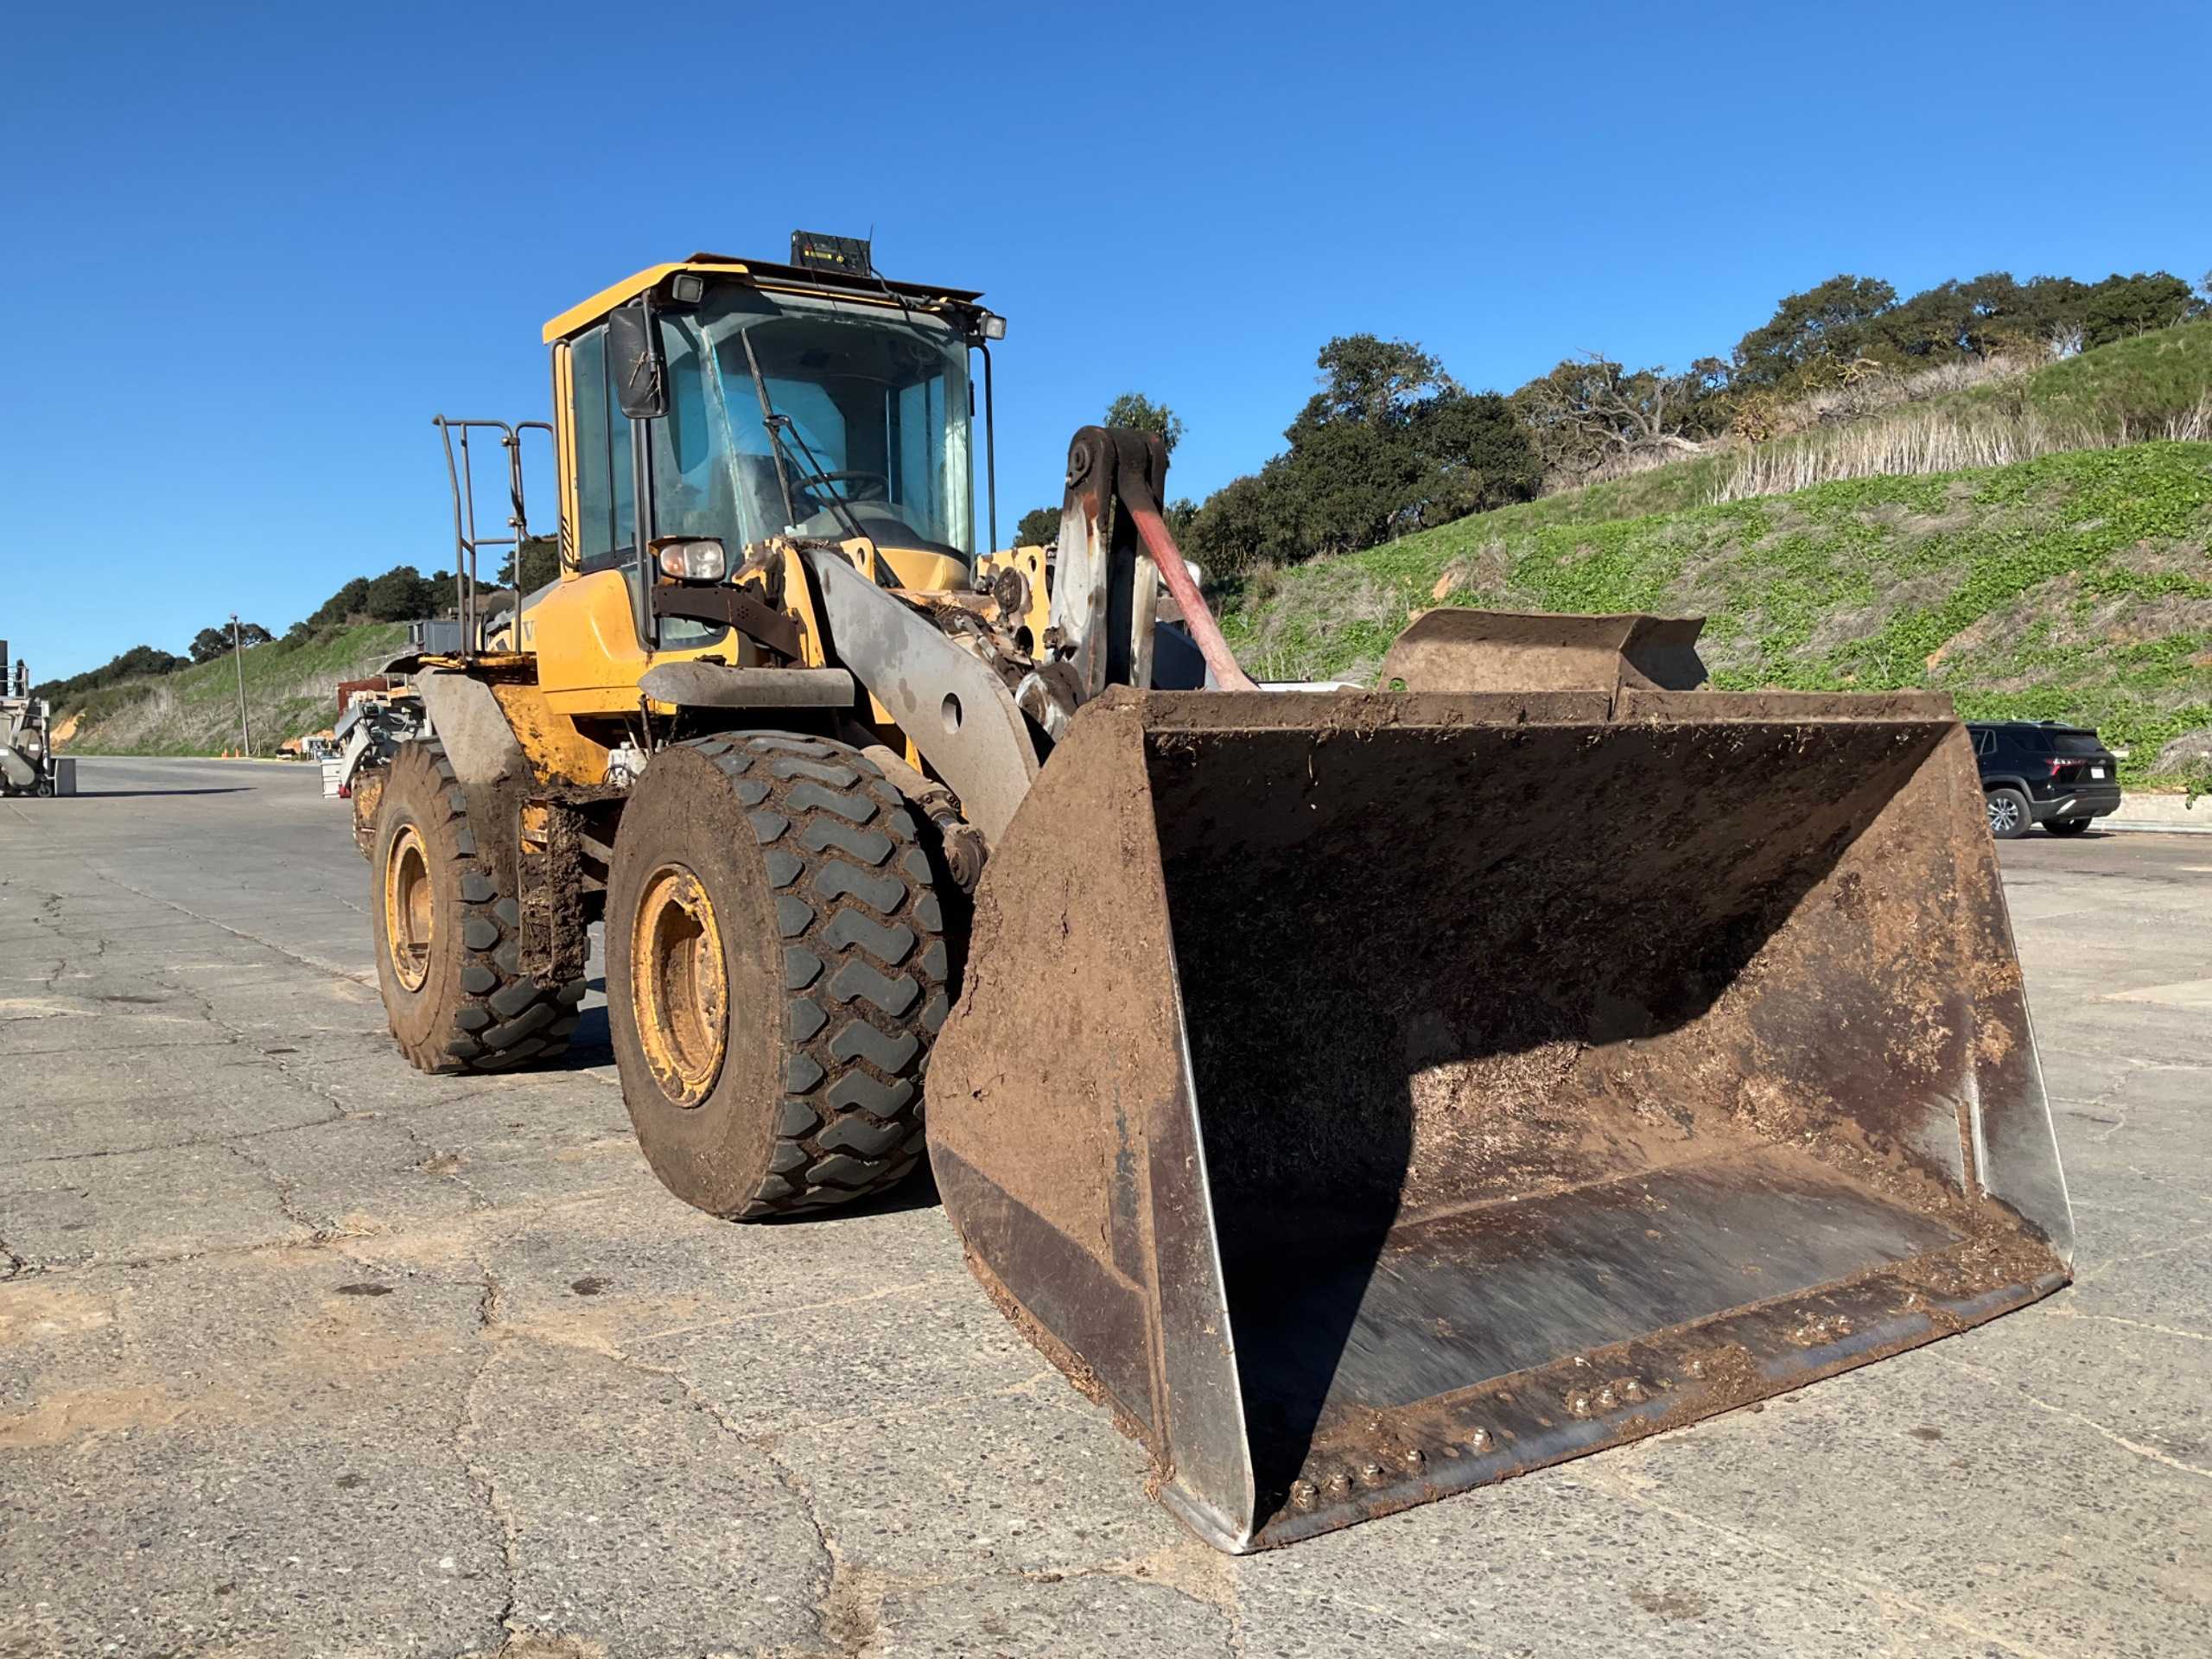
[1780,351,2045,430]
[1550,357,2056,494]
[1713,395,2212,504]
[62,625,406,756]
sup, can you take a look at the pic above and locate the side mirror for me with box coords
[607,302,667,420]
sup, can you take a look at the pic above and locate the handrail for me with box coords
[432,416,556,659]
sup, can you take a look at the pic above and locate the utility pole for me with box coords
[230,613,252,758]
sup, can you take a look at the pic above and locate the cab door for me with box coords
[535,324,656,709]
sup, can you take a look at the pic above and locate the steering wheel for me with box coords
[802,469,890,504]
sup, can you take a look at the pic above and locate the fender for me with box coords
[799,546,1040,844]
[414,670,530,792]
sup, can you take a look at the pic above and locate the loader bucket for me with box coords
[927,673,2071,1553]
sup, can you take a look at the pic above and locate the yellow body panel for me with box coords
[527,570,741,716]
[543,264,734,344]
[553,343,579,569]
[541,257,968,345]
[489,681,608,785]
[977,545,1052,647]
[880,546,969,593]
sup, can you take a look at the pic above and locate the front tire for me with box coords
[1986,786,2031,840]
[2044,817,2092,836]
[370,741,586,1073]
[607,734,951,1218]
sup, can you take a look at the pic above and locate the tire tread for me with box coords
[681,731,950,1216]
[377,737,587,1075]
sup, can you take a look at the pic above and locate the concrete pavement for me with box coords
[3,757,2209,1658]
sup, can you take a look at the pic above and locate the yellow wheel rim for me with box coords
[631,863,728,1106]
[384,823,434,993]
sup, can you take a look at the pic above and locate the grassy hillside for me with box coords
[1217,441,2212,787]
[1450,319,2212,531]
[57,623,408,756]
[1991,319,2212,426]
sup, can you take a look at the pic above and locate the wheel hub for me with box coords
[632,863,728,1106]
[384,823,435,992]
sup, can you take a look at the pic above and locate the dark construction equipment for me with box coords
[1,639,63,798]
[928,632,2071,1552]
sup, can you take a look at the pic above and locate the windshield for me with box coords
[653,287,973,560]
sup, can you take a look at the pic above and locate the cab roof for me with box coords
[542,252,987,345]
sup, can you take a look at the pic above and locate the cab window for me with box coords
[569,327,636,575]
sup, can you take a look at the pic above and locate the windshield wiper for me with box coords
[735,331,868,547]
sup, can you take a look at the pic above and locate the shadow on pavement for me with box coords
[543,1005,612,1068]
[74,787,255,798]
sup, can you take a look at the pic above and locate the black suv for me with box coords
[1969,721,2122,838]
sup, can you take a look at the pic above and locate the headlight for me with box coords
[655,539,727,581]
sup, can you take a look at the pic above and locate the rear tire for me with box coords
[2044,817,2092,836]
[607,734,951,1218]
[370,740,586,1073]
[1985,786,2031,840]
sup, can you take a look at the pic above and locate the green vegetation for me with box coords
[1103,391,1186,454]
[1338,320,2212,534]
[1185,336,1541,570]
[58,623,408,756]
[1189,266,2207,572]
[1217,442,2212,789]
[41,559,465,755]
[1993,319,2212,429]
[188,622,272,663]
[290,564,457,640]
[1014,392,1198,549]
[31,644,190,709]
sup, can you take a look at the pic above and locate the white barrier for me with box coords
[2106,793,2212,835]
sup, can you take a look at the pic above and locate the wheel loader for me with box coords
[360,237,2073,1553]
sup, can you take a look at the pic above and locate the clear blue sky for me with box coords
[5,0,2206,682]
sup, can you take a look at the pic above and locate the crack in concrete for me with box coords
[474,1311,1246,1656]
[2054,1102,2129,1142]
[2070,1224,2212,1287]
[66,861,377,989]
[628,1276,960,1344]
[155,968,360,1133]
[224,1138,332,1242]
[389,1112,501,1211]
[448,1289,1021,1659]
[2042,1306,2211,1343]
[456,1261,524,1655]
[1032,1543,1252,1654]
[29,1224,374,1278]
[21,1110,359,1166]
[1930,1351,2212,1480]
[755,1434,856,1655]
[0,1032,245,1057]
[2118,1163,2212,1210]
[1581,1466,2063,1659]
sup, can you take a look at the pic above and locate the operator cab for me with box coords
[645,283,975,562]
[553,239,1003,598]
[437,239,1006,690]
